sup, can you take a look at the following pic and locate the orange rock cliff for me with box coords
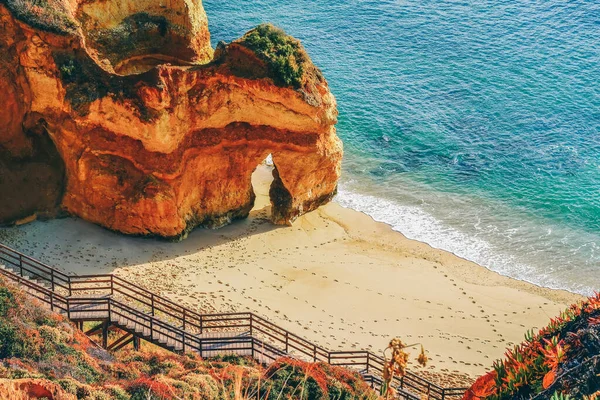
[0,0,342,239]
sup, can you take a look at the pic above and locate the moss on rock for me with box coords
[85,12,190,68]
[53,50,160,121]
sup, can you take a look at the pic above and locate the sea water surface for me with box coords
[203,0,600,295]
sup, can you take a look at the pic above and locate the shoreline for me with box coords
[335,191,587,301]
[335,180,598,299]
[0,165,584,382]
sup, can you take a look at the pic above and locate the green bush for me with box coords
[127,377,174,400]
[262,363,325,400]
[0,321,18,359]
[57,378,79,395]
[104,385,131,400]
[239,24,308,88]
[182,374,219,399]
[39,325,62,345]
[0,287,16,317]
[0,288,25,359]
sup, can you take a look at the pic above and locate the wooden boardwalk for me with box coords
[0,243,467,400]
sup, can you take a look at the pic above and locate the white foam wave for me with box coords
[335,186,596,296]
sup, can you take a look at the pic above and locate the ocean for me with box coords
[203,0,600,296]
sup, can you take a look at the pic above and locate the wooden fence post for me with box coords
[151,293,155,316]
[285,331,289,353]
[50,269,55,292]
[18,254,22,277]
[102,320,109,349]
[366,352,370,373]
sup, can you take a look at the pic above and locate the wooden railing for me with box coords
[0,243,467,399]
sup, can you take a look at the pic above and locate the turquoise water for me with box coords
[203,0,600,295]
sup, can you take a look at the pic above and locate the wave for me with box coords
[335,184,598,297]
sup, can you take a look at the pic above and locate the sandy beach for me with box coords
[0,165,583,384]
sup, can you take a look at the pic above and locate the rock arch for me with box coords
[0,1,342,239]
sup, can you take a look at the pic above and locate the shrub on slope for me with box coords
[464,293,600,400]
[0,277,379,399]
[0,278,106,384]
[238,23,310,89]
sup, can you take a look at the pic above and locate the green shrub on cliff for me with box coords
[0,279,106,384]
[0,286,18,358]
[239,23,309,89]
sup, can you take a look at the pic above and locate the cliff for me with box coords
[0,0,342,239]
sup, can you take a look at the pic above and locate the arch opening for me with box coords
[250,154,275,214]
[0,119,66,224]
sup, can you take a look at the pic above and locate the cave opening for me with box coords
[250,154,274,214]
[0,123,66,224]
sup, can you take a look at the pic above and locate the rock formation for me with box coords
[0,0,342,239]
[0,378,76,400]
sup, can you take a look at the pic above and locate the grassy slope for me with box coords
[0,277,379,399]
[465,294,600,400]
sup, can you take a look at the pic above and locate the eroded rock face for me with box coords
[0,0,342,239]
[0,378,76,400]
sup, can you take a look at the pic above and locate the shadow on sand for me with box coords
[0,204,284,276]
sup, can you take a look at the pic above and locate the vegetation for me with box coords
[380,338,427,399]
[238,24,310,89]
[0,277,379,399]
[53,50,159,121]
[465,293,600,399]
[3,0,78,35]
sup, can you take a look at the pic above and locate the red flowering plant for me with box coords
[464,293,600,400]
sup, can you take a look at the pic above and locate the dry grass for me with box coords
[5,0,77,35]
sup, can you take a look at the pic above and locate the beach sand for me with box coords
[0,165,583,384]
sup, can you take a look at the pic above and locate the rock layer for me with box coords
[0,0,342,238]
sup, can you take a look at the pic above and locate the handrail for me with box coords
[0,243,467,399]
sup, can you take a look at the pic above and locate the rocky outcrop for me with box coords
[0,0,342,238]
[0,379,76,400]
